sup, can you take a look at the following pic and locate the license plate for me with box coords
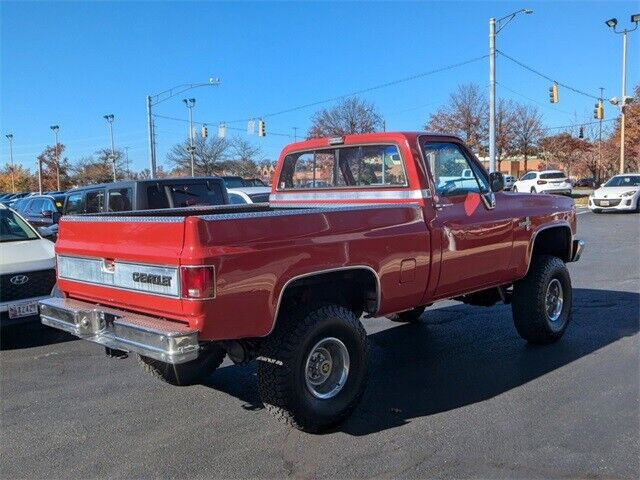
[600,200,610,206]
[8,302,38,319]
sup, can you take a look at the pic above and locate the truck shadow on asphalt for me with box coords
[204,287,639,436]
[0,321,77,350]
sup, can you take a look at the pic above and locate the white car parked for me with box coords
[513,170,572,195]
[588,174,640,213]
[227,187,271,204]
[0,205,56,325]
[502,174,516,190]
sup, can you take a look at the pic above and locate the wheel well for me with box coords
[531,226,571,263]
[277,268,378,319]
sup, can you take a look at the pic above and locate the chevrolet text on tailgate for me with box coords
[40,132,585,432]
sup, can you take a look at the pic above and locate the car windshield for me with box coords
[223,177,245,188]
[540,172,566,179]
[604,176,640,187]
[0,209,39,242]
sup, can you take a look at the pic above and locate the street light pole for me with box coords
[5,134,15,193]
[183,98,196,177]
[146,78,220,178]
[50,125,60,191]
[104,114,116,181]
[605,14,639,174]
[488,8,533,173]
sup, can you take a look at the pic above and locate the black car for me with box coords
[62,177,229,215]
[573,178,596,188]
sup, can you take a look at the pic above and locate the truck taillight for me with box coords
[180,266,216,299]
[537,180,547,185]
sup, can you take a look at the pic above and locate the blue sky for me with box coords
[2,0,639,174]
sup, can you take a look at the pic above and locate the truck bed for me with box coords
[55,203,431,340]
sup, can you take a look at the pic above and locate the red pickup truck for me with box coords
[40,132,584,432]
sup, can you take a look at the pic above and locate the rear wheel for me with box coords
[257,303,368,432]
[138,343,226,386]
[387,306,426,323]
[512,186,518,192]
[512,255,572,344]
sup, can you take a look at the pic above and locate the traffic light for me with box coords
[579,126,584,139]
[594,100,604,120]
[201,124,208,138]
[258,120,266,137]
[218,123,226,138]
[549,83,559,103]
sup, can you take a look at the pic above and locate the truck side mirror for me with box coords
[489,172,505,192]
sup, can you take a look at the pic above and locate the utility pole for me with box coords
[183,98,196,177]
[37,156,43,194]
[292,127,298,141]
[50,125,60,191]
[598,87,604,182]
[104,114,116,181]
[488,8,533,173]
[5,134,15,193]
[124,146,130,179]
[605,14,639,174]
[146,95,156,179]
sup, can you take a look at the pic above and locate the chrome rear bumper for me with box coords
[39,297,199,364]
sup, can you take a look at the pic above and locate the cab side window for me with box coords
[84,189,105,214]
[26,199,45,216]
[107,188,133,212]
[422,142,489,197]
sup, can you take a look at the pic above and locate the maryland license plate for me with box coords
[8,302,38,319]
[600,200,610,206]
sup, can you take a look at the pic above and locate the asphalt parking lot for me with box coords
[1,207,638,479]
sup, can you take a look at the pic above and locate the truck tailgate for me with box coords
[54,215,188,321]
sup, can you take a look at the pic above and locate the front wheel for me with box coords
[512,255,572,344]
[530,187,537,194]
[257,304,368,432]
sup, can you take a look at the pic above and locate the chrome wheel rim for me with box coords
[304,337,350,399]
[545,278,564,322]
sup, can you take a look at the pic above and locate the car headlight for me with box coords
[620,190,638,197]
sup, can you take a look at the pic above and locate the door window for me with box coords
[42,199,56,213]
[85,189,105,214]
[65,193,83,214]
[26,199,45,215]
[421,142,489,197]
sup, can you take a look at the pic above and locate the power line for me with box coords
[496,81,575,115]
[497,50,601,100]
[199,54,489,125]
[540,118,615,132]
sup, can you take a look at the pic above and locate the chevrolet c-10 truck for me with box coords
[39,132,584,432]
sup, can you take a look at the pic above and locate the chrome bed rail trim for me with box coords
[39,297,199,364]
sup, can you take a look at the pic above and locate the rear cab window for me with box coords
[278,144,407,190]
[146,181,227,209]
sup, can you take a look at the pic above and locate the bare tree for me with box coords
[539,133,590,177]
[308,97,383,138]
[426,83,488,156]
[512,104,543,171]
[225,137,262,177]
[495,98,518,170]
[167,136,228,176]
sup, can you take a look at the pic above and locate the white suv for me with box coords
[0,205,56,325]
[513,170,572,195]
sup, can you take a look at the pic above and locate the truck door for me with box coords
[421,140,514,298]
